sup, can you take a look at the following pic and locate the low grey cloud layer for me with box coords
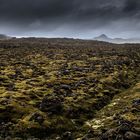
[0,0,140,38]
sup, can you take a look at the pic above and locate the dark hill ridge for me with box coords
[0,34,11,39]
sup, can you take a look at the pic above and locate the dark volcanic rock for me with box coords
[54,84,73,97]
[29,112,44,124]
[124,131,140,140]
[100,128,118,140]
[62,131,74,140]
[132,99,140,106]
[39,93,63,114]
[118,121,134,133]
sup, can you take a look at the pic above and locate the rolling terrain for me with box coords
[0,38,140,139]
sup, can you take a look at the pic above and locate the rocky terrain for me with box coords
[0,38,140,139]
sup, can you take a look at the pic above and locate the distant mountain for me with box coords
[0,34,11,40]
[94,34,140,44]
[94,34,108,40]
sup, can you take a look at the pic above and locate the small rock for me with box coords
[100,128,118,140]
[40,94,63,114]
[62,131,74,140]
[132,99,140,106]
[124,131,140,140]
[29,113,44,124]
[60,84,71,90]
[118,119,133,133]
[55,136,61,140]
[131,108,140,113]
[115,134,123,140]
[13,138,23,140]
[118,122,133,133]
[5,136,11,140]
[132,127,140,135]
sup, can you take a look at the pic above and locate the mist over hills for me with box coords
[94,34,140,44]
[1,33,140,44]
[0,34,11,39]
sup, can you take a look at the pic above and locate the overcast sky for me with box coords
[0,0,140,38]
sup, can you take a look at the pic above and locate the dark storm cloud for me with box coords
[123,0,140,12]
[0,0,140,38]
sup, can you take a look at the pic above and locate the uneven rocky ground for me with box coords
[81,82,140,140]
[0,38,140,139]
